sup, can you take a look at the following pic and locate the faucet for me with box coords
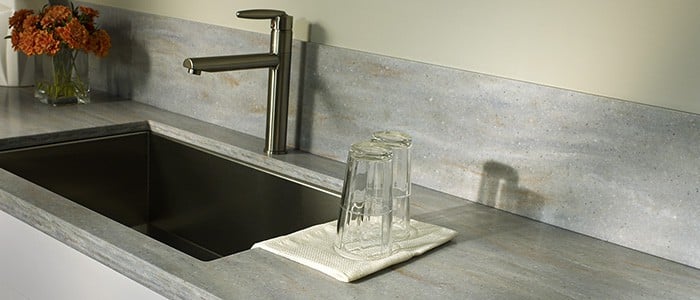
[183,9,293,155]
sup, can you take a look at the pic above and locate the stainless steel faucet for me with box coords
[183,9,293,155]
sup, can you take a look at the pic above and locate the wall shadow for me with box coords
[476,160,546,220]
[91,11,150,99]
[293,23,328,152]
[293,41,307,150]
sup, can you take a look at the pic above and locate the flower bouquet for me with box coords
[8,3,110,104]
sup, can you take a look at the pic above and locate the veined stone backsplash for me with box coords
[88,5,700,269]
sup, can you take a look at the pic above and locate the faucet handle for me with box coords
[236,9,292,30]
[237,9,287,19]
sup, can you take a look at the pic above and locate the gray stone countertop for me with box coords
[1,88,699,299]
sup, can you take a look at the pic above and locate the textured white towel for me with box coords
[252,220,457,282]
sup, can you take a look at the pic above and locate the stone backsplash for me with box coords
[88,5,700,269]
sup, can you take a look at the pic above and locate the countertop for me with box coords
[1,88,699,299]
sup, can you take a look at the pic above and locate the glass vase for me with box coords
[34,47,90,105]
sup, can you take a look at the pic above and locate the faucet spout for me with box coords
[183,54,279,75]
[183,9,293,155]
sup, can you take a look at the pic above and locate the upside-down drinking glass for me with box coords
[335,141,394,260]
[372,130,413,241]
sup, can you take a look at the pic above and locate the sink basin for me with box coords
[0,131,339,261]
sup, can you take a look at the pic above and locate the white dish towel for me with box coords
[252,220,458,282]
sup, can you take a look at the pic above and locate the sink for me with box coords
[0,131,339,261]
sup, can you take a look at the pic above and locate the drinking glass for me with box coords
[372,130,413,240]
[335,141,394,260]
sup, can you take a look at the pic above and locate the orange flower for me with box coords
[78,6,98,31]
[78,6,99,18]
[10,31,21,51]
[87,29,111,57]
[11,14,38,51]
[56,18,89,49]
[8,4,110,57]
[8,9,32,30]
[35,31,62,55]
[15,32,33,55]
[17,31,60,56]
[21,14,40,34]
[40,5,72,28]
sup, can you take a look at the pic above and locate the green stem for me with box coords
[40,47,87,100]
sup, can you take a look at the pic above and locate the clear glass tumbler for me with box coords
[335,141,394,260]
[372,130,413,241]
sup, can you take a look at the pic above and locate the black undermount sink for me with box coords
[0,131,339,261]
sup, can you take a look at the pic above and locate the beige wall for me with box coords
[82,0,700,114]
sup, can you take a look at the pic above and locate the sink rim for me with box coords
[0,126,342,261]
[0,120,344,198]
[0,121,345,261]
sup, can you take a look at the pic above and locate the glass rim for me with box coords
[349,141,393,161]
[371,130,412,148]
